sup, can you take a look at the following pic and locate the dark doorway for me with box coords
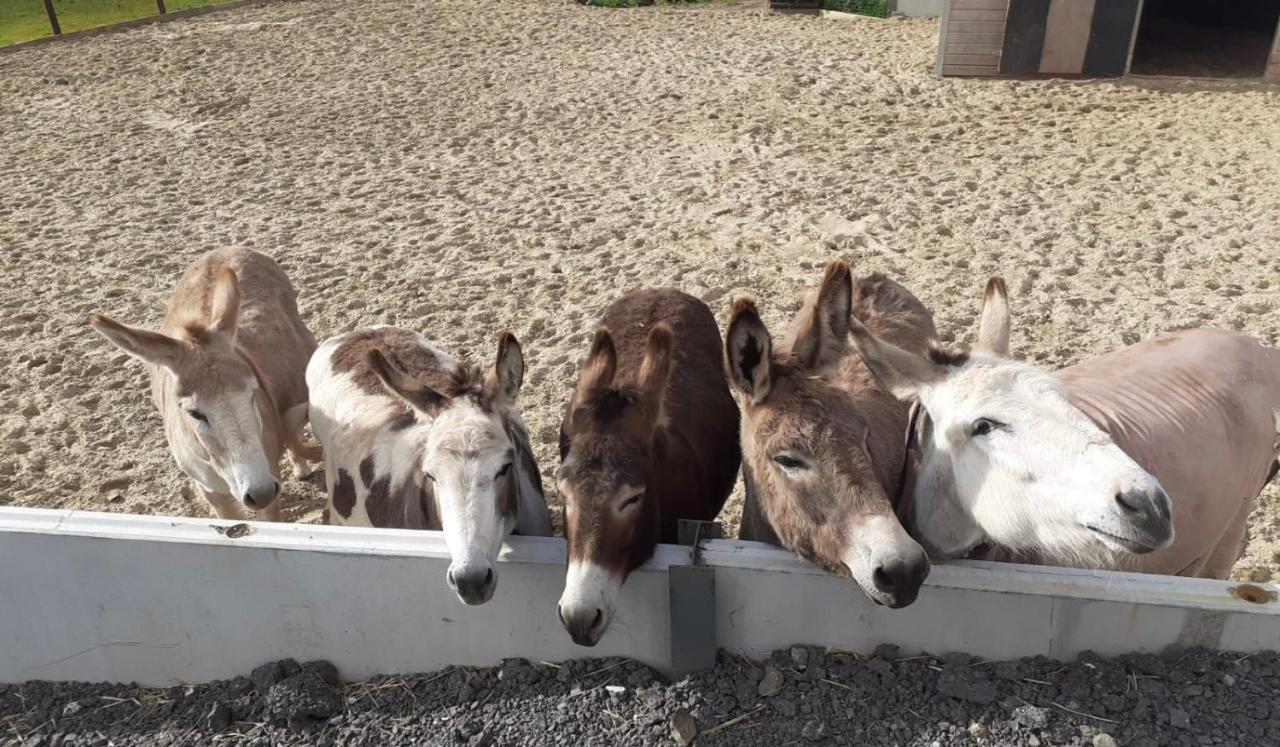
[1129,0,1280,78]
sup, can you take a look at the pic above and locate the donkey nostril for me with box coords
[243,493,258,508]
[557,606,568,628]
[483,568,494,587]
[591,608,603,629]
[1115,491,1142,515]
[447,569,457,588]
[873,567,896,593]
[273,482,281,496]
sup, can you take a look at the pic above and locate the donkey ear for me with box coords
[976,277,1010,356]
[87,314,183,371]
[848,319,943,400]
[637,323,674,407]
[208,269,240,338]
[725,297,773,405]
[368,349,446,416]
[789,260,853,370]
[579,328,617,392]
[486,331,524,404]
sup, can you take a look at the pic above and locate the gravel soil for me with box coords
[1,0,1279,568]
[2,647,1277,746]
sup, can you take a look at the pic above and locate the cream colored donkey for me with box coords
[89,248,320,521]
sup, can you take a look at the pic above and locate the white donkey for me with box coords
[850,278,1280,578]
[307,326,553,605]
[89,248,320,521]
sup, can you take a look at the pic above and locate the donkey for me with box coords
[307,326,552,605]
[724,261,931,608]
[88,248,318,521]
[556,289,740,646]
[849,278,1280,578]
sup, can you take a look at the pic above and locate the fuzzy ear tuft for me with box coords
[637,323,674,411]
[976,277,1010,356]
[209,269,241,338]
[790,260,853,370]
[579,327,618,393]
[485,331,525,405]
[725,297,773,405]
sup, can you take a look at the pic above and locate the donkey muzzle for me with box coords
[448,563,497,606]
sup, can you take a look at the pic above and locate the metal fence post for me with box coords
[668,519,722,680]
[42,0,61,35]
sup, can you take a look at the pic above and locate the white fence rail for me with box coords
[0,507,1276,686]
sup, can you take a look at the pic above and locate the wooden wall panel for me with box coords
[939,0,1010,76]
[1039,0,1095,74]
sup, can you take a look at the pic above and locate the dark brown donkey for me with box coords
[556,289,741,646]
[724,261,931,608]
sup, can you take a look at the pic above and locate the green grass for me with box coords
[821,0,887,16]
[0,0,235,46]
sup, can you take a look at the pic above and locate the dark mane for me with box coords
[179,323,214,344]
[445,364,485,401]
[927,345,970,368]
[578,387,641,424]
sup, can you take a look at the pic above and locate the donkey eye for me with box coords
[971,418,1004,437]
[773,454,805,471]
[620,492,643,511]
[495,463,512,479]
[186,409,209,424]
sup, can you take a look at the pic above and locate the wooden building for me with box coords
[938,0,1280,83]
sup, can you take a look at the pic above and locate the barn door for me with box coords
[938,0,1142,77]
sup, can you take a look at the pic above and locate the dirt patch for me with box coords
[2,647,1277,745]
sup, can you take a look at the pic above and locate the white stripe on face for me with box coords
[183,381,277,509]
[557,561,618,647]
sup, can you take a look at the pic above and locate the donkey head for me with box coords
[89,269,281,511]
[849,278,1174,564]
[369,332,527,606]
[724,261,929,609]
[556,323,673,646]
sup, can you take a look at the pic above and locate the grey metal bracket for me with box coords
[677,519,724,566]
[668,520,723,679]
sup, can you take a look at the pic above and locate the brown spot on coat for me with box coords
[333,468,356,519]
[388,410,417,431]
[365,472,440,530]
[364,475,396,527]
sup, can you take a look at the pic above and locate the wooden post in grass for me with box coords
[157,0,168,13]
[42,0,61,35]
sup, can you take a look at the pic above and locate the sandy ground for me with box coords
[0,0,1277,579]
